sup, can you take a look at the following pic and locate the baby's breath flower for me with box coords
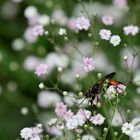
[123,25,139,36]
[99,29,112,40]
[83,57,95,72]
[90,113,105,125]
[32,25,44,36]
[35,64,48,77]
[110,35,121,46]
[76,17,90,31]
[122,122,134,136]
[102,15,114,25]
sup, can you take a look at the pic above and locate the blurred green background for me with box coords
[0,0,140,140]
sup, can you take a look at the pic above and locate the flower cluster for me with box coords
[20,125,42,140]
[55,102,105,130]
[99,29,121,46]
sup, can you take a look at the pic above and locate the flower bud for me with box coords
[123,55,128,61]
[75,73,80,79]
[39,82,45,89]
[114,132,118,136]
[103,127,108,132]
[58,67,63,72]
[78,92,83,97]
[64,36,68,41]
[88,33,92,38]
[63,91,68,96]
[97,73,102,79]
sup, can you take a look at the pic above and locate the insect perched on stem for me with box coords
[85,72,126,106]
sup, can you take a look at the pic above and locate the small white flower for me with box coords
[58,28,67,35]
[104,85,116,100]
[123,25,139,36]
[122,122,134,136]
[76,17,90,31]
[90,113,105,125]
[82,135,96,140]
[110,35,121,46]
[99,29,112,40]
[20,128,33,140]
[66,117,78,130]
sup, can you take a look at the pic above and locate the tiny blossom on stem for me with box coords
[76,17,90,31]
[63,109,74,120]
[66,116,78,130]
[99,29,112,40]
[20,126,42,140]
[123,25,139,36]
[55,102,67,118]
[116,84,126,94]
[122,122,134,136]
[110,35,121,46]
[35,64,48,77]
[102,15,113,25]
[77,109,91,120]
[104,85,116,100]
[32,25,44,36]
[83,57,95,72]
[90,113,105,125]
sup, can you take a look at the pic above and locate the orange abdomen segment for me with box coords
[109,80,120,86]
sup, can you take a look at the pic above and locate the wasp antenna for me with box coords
[76,97,87,107]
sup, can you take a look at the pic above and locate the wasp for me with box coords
[85,72,125,105]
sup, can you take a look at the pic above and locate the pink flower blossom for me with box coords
[116,84,126,94]
[24,27,37,43]
[90,113,105,125]
[113,0,127,8]
[99,29,112,40]
[77,109,91,120]
[102,15,113,26]
[35,64,48,77]
[55,102,67,118]
[32,25,44,36]
[66,116,78,130]
[123,25,139,36]
[63,109,74,120]
[67,18,77,31]
[76,17,90,31]
[83,57,95,72]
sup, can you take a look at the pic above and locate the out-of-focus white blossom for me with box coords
[38,91,61,108]
[82,135,96,140]
[123,25,139,36]
[102,15,113,25]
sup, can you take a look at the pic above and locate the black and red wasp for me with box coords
[85,72,125,105]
